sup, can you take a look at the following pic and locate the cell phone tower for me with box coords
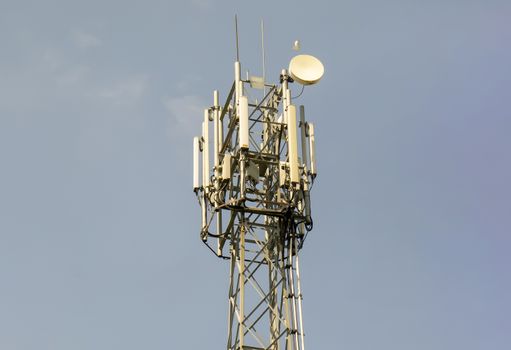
[193,20,324,350]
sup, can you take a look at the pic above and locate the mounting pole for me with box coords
[235,15,240,61]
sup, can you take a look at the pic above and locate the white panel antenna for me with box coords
[213,90,220,174]
[193,136,200,191]
[239,96,249,149]
[287,104,299,184]
[308,122,316,176]
[202,109,210,188]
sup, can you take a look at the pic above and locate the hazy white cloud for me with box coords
[190,0,212,11]
[176,75,202,92]
[39,48,90,86]
[42,49,65,73]
[162,95,205,137]
[98,76,148,103]
[71,30,102,49]
[55,64,90,86]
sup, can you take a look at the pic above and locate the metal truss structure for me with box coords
[193,52,320,350]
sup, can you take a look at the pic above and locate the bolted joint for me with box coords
[200,229,208,242]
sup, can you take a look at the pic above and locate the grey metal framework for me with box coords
[194,58,318,350]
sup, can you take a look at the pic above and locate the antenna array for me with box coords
[193,24,323,350]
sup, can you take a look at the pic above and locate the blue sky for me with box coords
[1,1,510,349]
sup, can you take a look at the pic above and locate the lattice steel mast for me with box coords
[193,29,323,350]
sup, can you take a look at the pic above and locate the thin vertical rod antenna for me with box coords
[261,19,266,96]
[235,15,240,61]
